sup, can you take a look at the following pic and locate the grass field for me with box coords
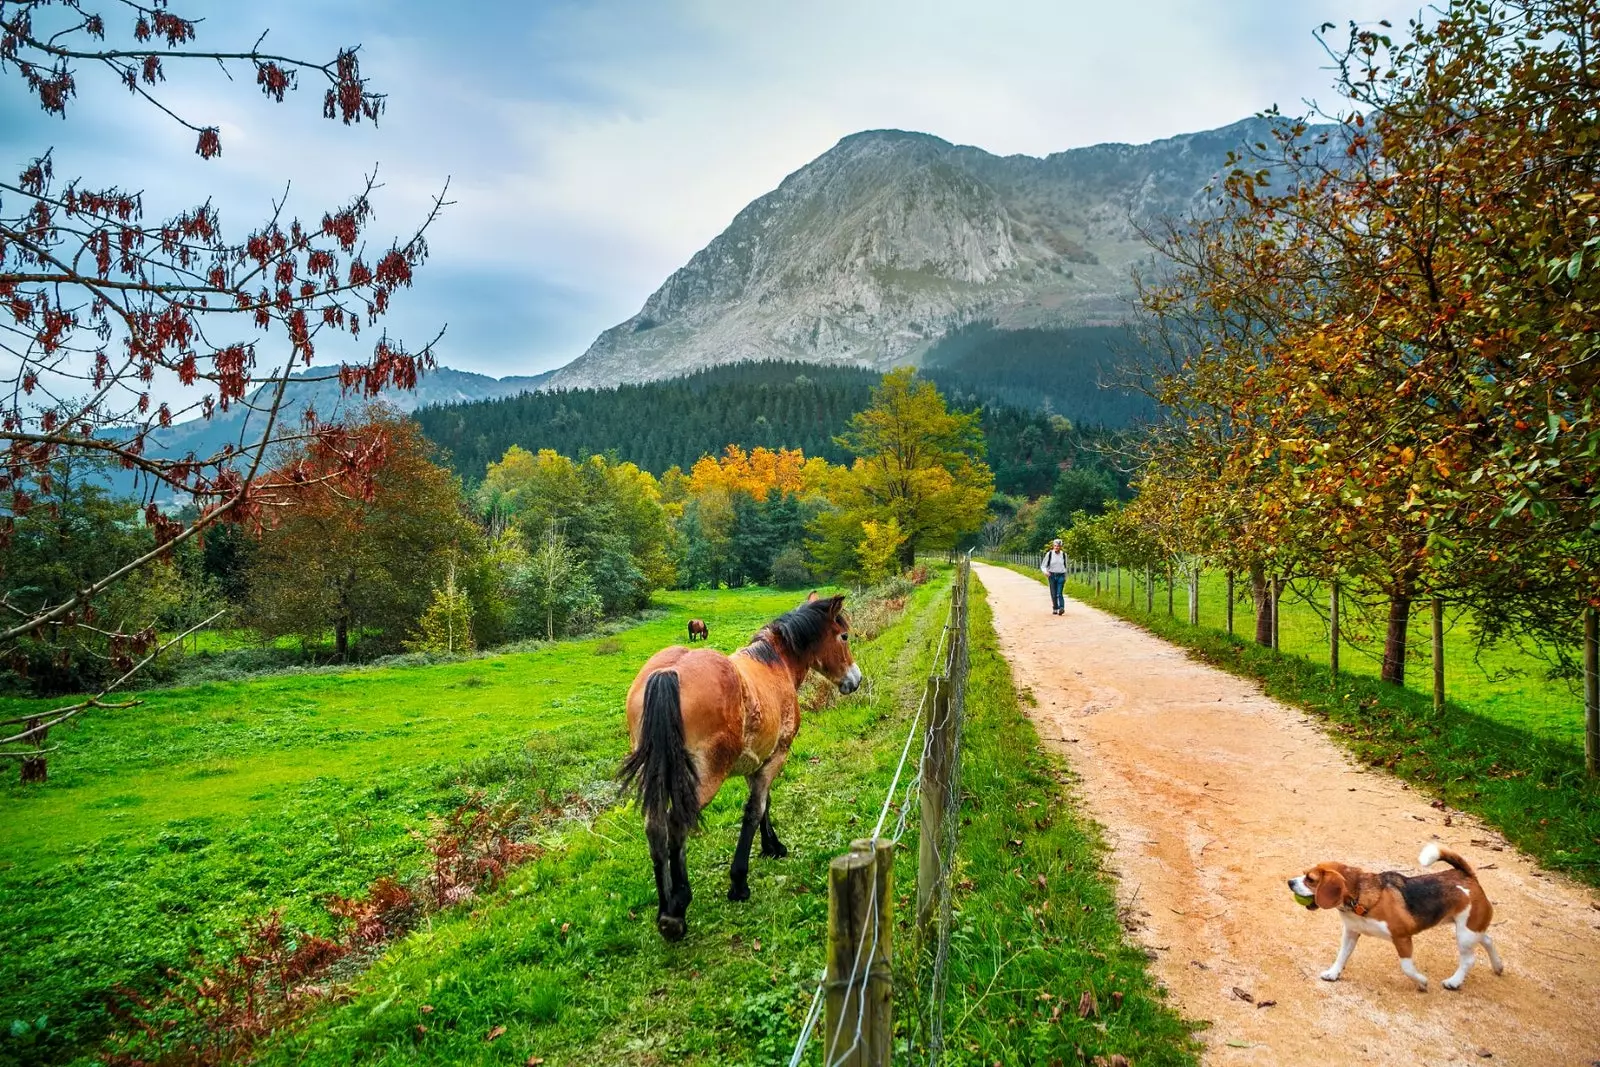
[0,587,802,1066]
[1072,566,1582,744]
[991,560,1600,892]
[1,574,1199,1066]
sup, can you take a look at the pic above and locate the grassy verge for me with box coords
[987,560,1600,890]
[0,586,813,1067]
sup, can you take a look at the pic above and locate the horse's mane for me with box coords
[747,597,842,666]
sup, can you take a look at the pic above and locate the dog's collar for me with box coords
[1340,898,1368,917]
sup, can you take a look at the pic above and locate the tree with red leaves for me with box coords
[0,1,447,768]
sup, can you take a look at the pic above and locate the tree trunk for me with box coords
[1145,565,1153,613]
[1188,567,1199,626]
[1251,564,1271,647]
[1381,591,1412,686]
[335,617,351,660]
[19,717,46,783]
[1166,565,1174,617]
[899,538,916,569]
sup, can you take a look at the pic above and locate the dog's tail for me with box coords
[1419,841,1476,877]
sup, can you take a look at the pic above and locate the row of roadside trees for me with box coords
[1081,0,1600,772]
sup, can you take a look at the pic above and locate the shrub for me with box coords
[769,546,812,589]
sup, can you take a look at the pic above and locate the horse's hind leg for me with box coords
[647,816,685,941]
[668,821,692,920]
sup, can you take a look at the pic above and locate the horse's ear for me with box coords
[828,594,846,617]
[806,591,819,602]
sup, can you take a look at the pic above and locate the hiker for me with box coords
[1040,538,1069,615]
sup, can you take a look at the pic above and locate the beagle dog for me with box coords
[1288,842,1504,992]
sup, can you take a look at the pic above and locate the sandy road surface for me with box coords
[975,562,1600,1067]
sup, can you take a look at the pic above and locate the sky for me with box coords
[3,0,1402,379]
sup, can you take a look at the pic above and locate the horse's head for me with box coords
[801,592,861,694]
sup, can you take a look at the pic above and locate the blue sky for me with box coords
[3,0,1398,378]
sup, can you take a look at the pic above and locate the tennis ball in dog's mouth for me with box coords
[1292,891,1316,908]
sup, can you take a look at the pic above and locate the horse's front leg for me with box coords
[728,777,767,902]
[758,745,792,859]
[731,747,792,899]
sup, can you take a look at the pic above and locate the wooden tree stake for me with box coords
[1432,598,1445,714]
[1585,607,1598,778]
[1330,580,1341,679]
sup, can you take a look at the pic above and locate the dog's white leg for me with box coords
[1321,927,1359,981]
[1481,933,1504,976]
[1399,955,1429,991]
[1443,913,1476,990]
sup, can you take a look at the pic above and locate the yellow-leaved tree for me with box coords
[814,368,993,573]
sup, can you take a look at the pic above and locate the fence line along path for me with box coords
[791,556,971,1067]
[973,560,1600,1066]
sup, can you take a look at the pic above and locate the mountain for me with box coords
[110,364,555,500]
[545,117,1275,389]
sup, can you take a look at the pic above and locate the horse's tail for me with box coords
[619,669,701,837]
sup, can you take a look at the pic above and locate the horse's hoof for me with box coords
[657,914,687,941]
[761,842,789,859]
[728,883,751,902]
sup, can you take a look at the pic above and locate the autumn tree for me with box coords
[246,409,477,658]
[833,368,992,566]
[0,2,444,761]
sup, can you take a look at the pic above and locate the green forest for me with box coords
[413,359,1129,498]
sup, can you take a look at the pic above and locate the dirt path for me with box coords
[974,563,1600,1067]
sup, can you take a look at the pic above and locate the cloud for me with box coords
[4,0,1403,379]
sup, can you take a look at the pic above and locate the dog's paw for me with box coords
[1492,962,1504,976]
[1412,978,1429,993]
[1319,969,1341,982]
[1442,977,1463,991]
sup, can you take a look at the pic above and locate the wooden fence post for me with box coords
[1432,599,1445,714]
[1145,565,1153,613]
[826,838,894,1067]
[1330,580,1340,679]
[1225,571,1235,637]
[1585,607,1598,778]
[917,674,951,932]
[1116,565,1122,600]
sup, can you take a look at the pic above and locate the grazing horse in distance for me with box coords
[620,593,861,941]
[687,618,708,642]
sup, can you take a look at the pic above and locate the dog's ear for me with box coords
[1314,868,1345,911]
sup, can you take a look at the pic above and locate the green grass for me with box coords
[251,572,1196,1067]
[991,560,1600,892]
[0,587,805,1067]
[1074,565,1582,743]
[3,573,1199,1066]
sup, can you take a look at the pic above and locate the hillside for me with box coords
[414,361,1128,497]
[546,119,1281,389]
[107,365,554,500]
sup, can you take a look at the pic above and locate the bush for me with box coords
[768,547,812,589]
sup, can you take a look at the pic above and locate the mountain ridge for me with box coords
[545,116,1284,389]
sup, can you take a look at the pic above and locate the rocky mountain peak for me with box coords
[544,117,1276,390]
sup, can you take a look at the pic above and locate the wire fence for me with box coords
[787,553,971,1067]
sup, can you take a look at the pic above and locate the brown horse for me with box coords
[619,593,861,940]
[687,618,708,642]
